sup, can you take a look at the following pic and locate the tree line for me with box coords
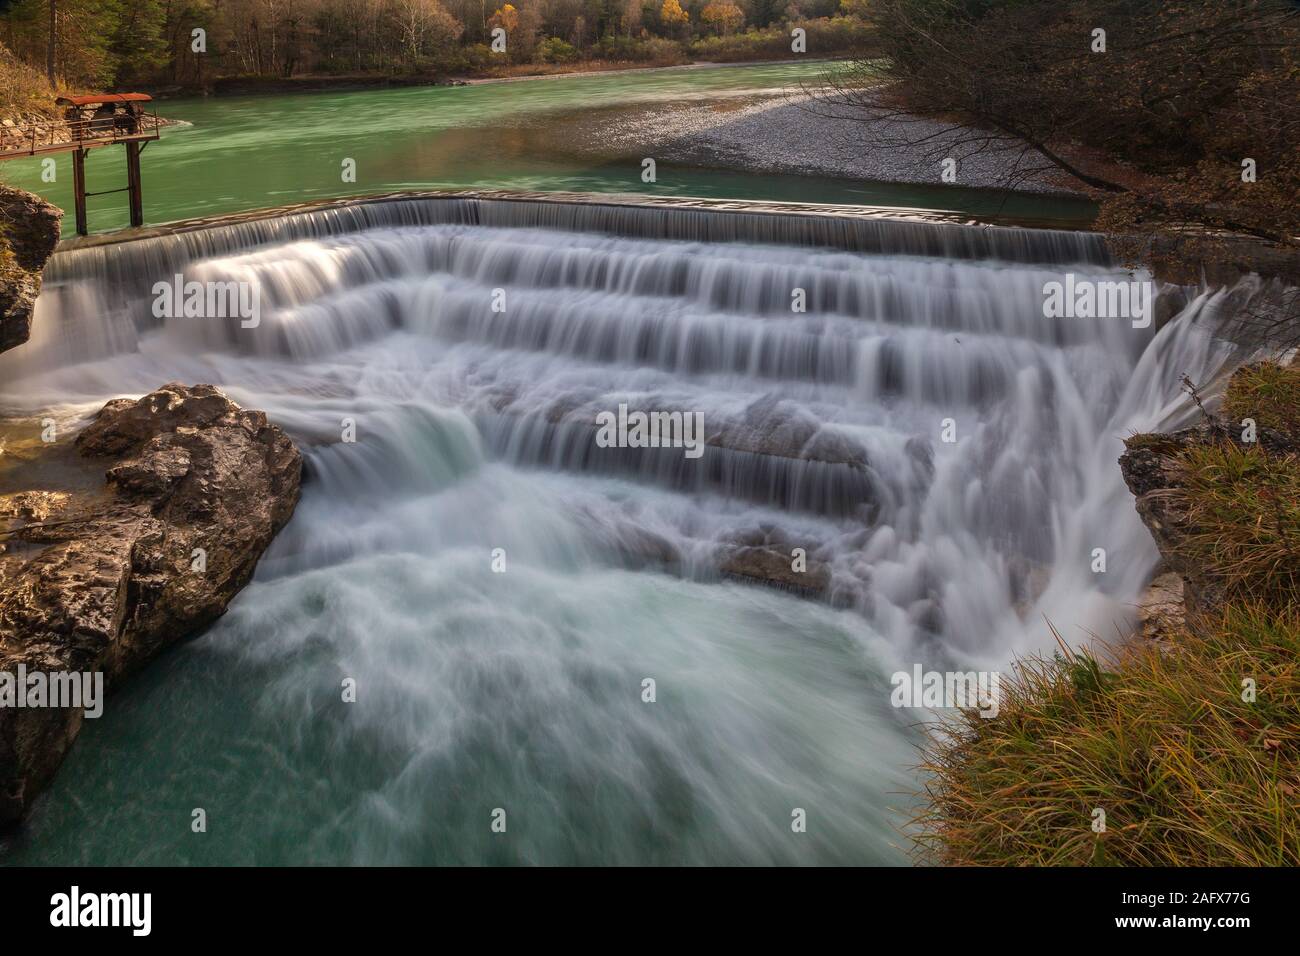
[0,0,859,90]
[815,0,1299,267]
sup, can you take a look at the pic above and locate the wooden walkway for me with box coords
[0,96,162,235]
[0,113,161,160]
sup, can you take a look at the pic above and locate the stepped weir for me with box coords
[0,193,1260,864]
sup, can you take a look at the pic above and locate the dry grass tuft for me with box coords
[911,359,1300,866]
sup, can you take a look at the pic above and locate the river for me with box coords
[0,62,1094,233]
[0,68,1242,866]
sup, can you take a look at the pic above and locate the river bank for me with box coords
[576,90,1085,197]
[0,63,1102,236]
[914,357,1300,866]
[189,56,836,97]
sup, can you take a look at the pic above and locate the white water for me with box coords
[0,199,1250,864]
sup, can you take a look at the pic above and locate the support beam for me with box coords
[71,148,87,237]
[124,141,143,228]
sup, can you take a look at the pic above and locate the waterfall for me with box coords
[47,193,1110,283]
[0,198,1257,864]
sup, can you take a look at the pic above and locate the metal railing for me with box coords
[0,111,162,158]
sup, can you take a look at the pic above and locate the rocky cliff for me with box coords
[0,184,61,355]
[1120,360,1300,632]
[1120,424,1234,619]
[0,383,301,826]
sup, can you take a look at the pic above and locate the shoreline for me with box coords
[576,91,1089,199]
[152,55,852,100]
[461,56,849,86]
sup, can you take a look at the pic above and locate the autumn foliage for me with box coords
[660,0,690,27]
[700,2,745,36]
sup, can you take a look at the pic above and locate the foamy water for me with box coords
[0,199,1247,864]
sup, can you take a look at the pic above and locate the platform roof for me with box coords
[56,93,153,107]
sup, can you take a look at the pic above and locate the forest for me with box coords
[0,0,869,90]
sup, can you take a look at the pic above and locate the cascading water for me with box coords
[0,197,1252,864]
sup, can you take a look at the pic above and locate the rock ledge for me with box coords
[0,383,301,826]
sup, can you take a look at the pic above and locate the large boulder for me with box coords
[0,383,301,826]
[0,184,61,355]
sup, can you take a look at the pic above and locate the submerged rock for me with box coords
[0,383,301,826]
[718,524,833,597]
